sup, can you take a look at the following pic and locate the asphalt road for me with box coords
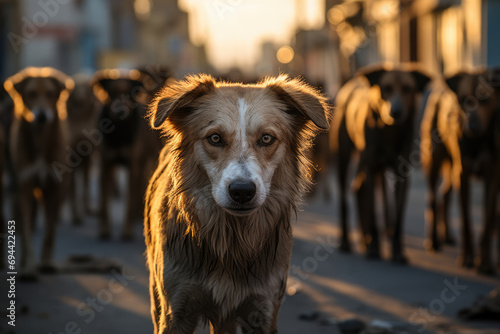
[1,167,500,334]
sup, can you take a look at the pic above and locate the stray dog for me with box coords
[144,74,330,333]
[420,68,500,274]
[66,74,102,224]
[91,69,150,240]
[4,67,73,278]
[331,64,430,262]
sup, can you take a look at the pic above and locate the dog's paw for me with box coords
[38,262,58,274]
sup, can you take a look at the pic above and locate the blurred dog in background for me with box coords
[91,68,166,240]
[66,73,102,225]
[4,67,73,279]
[331,64,430,263]
[421,67,500,274]
[144,74,330,333]
[91,69,146,240]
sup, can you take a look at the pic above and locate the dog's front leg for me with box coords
[99,159,113,239]
[123,159,141,240]
[39,180,62,273]
[478,162,500,275]
[458,164,474,268]
[354,169,378,259]
[15,184,37,279]
[392,171,410,264]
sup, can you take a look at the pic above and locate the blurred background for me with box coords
[1,0,499,89]
[1,1,500,334]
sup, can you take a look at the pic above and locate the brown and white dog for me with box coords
[421,68,500,274]
[144,74,330,333]
[331,64,430,263]
[4,67,73,278]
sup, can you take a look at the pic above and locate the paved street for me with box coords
[2,168,500,334]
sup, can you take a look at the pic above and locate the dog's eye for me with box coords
[207,133,224,146]
[258,134,276,147]
[381,85,393,95]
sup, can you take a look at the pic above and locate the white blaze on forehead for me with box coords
[238,98,248,150]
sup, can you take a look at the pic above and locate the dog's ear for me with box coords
[149,75,216,129]
[360,67,387,87]
[445,73,466,94]
[12,77,31,95]
[411,70,432,92]
[267,76,330,130]
[48,77,68,97]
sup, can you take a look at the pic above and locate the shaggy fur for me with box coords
[330,64,430,262]
[144,74,330,333]
[420,68,500,274]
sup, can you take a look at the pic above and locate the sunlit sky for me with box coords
[178,0,325,72]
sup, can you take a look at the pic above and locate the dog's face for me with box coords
[14,77,65,125]
[150,75,329,216]
[95,78,145,121]
[363,67,431,123]
[67,80,98,121]
[446,71,499,136]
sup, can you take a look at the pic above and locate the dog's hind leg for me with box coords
[424,156,441,252]
[439,164,455,246]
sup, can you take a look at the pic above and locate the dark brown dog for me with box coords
[421,68,500,274]
[66,74,102,224]
[91,69,145,240]
[145,74,330,333]
[4,67,73,278]
[331,64,430,262]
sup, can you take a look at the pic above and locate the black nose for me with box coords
[228,181,256,203]
[35,112,47,124]
[390,108,402,119]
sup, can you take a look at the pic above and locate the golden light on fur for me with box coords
[4,67,74,122]
[144,74,331,333]
[90,68,146,104]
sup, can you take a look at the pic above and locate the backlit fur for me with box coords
[144,74,330,333]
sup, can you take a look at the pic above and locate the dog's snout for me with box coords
[390,98,403,119]
[35,111,48,124]
[228,181,256,204]
[390,107,402,119]
[467,115,480,133]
